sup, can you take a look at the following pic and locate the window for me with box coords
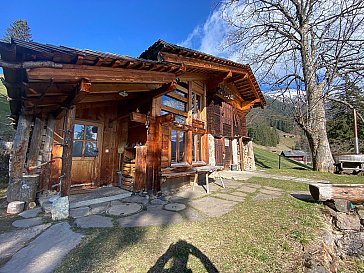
[191,92,202,120]
[192,134,202,162]
[72,124,98,157]
[161,84,188,124]
[171,129,186,163]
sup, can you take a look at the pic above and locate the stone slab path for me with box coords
[0,222,83,273]
[0,224,51,262]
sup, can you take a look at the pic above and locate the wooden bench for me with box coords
[160,166,224,194]
[192,165,224,194]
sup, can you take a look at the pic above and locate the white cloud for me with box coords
[179,8,238,61]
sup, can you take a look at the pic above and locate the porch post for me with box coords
[7,113,32,202]
[60,106,75,197]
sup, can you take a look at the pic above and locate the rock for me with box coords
[118,205,184,227]
[122,195,149,205]
[19,207,42,219]
[336,212,361,231]
[336,232,364,257]
[333,199,350,213]
[107,203,143,216]
[70,207,90,218]
[164,203,186,212]
[357,208,364,220]
[150,199,168,206]
[7,175,39,203]
[7,201,25,214]
[110,200,122,206]
[12,217,43,228]
[214,193,245,202]
[89,202,109,214]
[51,196,69,221]
[42,202,52,213]
[75,215,113,228]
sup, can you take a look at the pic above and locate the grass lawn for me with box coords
[254,146,364,184]
[56,177,323,273]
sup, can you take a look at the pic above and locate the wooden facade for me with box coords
[0,39,265,200]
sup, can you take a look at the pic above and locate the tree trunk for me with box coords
[300,28,335,172]
[304,87,335,172]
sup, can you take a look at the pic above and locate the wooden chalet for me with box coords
[0,39,265,201]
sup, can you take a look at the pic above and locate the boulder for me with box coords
[51,196,69,220]
[7,201,25,214]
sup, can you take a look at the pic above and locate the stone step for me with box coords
[69,192,132,209]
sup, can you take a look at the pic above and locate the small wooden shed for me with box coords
[0,39,265,201]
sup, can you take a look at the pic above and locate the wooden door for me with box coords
[215,138,224,166]
[224,138,232,169]
[71,120,103,185]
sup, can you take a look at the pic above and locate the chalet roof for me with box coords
[0,38,266,121]
[141,40,266,106]
[140,39,249,70]
[281,150,306,157]
[1,38,182,72]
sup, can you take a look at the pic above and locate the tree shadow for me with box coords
[254,157,272,169]
[147,240,219,273]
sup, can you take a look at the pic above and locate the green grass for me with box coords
[254,146,311,170]
[56,177,322,273]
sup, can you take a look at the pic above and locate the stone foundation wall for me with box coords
[241,140,256,171]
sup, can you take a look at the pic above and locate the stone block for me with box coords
[336,212,361,231]
[51,196,69,220]
[7,201,25,214]
[333,199,350,213]
[7,175,39,203]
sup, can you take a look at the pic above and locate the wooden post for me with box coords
[40,114,55,191]
[27,116,45,172]
[60,106,75,197]
[134,145,147,192]
[8,114,32,202]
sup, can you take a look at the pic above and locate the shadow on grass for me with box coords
[254,157,272,169]
[147,240,219,273]
[290,193,317,204]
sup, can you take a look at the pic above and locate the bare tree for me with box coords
[220,0,364,171]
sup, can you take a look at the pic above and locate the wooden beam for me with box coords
[7,114,32,202]
[27,116,45,171]
[150,81,177,98]
[130,112,147,124]
[55,79,91,118]
[60,106,75,197]
[90,83,161,93]
[159,52,249,74]
[0,60,63,69]
[309,183,364,203]
[27,64,177,84]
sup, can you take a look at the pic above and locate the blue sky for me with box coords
[1,0,222,58]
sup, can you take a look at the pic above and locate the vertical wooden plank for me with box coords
[27,116,45,171]
[7,113,32,201]
[60,106,75,197]
[134,145,147,192]
[40,114,55,191]
[186,130,192,165]
[145,120,156,193]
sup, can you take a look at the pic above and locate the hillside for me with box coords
[0,78,15,141]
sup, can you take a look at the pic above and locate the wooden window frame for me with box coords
[170,128,187,164]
